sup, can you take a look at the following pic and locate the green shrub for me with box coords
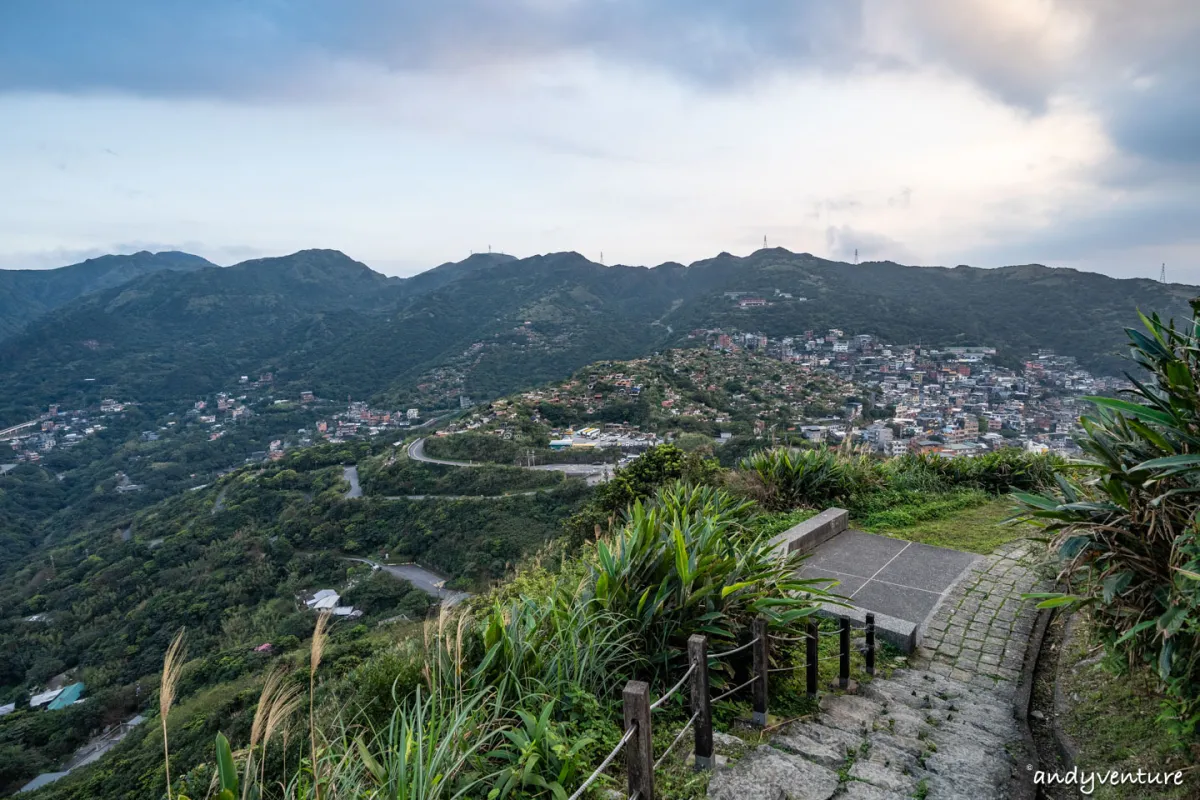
[890,450,1058,495]
[564,444,719,545]
[735,447,883,511]
[590,481,836,678]
[1018,301,1200,736]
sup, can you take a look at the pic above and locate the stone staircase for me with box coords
[707,542,1045,799]
[707,668,1023,799]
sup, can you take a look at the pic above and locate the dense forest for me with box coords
[0,434,591,795]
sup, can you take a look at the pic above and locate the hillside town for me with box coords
[693,327,1126,457]
[428,327,1123,460]
[5,327,1120,470]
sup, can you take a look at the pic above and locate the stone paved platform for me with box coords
[707,539,1050,800]
[798,529,981,653]
[912,540,1045,692]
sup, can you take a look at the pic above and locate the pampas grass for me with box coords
[309,611,330,800]
[246,665,303,798]
[160,629,187,800]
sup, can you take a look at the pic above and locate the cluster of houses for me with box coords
[304,589,362,618]
[697,327,1122,457]
[2,402,121,464]
[0,679,86,717]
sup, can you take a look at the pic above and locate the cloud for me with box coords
[0,0,867,99]
[5,1,1196,170]
[825,226,917,264]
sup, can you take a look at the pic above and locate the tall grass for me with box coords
[888,450,1058,495]
[309,611,330,800]
[160,629,187,800]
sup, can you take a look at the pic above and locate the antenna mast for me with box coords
[1160,263,1167,283]
[763,235,768,250]
[854,248,858,264]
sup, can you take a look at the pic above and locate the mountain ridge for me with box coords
[0,246,1195,427]
[0,250,214,338]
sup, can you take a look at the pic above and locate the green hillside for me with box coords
[2,247,1195,429]
[0,251,213,340]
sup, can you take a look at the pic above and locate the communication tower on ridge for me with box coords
[1160,263,1167,283]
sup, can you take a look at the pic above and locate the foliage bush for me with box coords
[591,481,835,678]
[1018,302,1200,736]
[734,446,883,511]
[166,479,831,800]
[887,450,1059,495]
[564,444,719,545]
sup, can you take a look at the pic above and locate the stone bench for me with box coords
[769,507,849,556]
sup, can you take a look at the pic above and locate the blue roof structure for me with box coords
[47,682,84,711]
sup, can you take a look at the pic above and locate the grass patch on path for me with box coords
[858,496,1033,555]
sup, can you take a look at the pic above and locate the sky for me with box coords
[2,1,1198,282]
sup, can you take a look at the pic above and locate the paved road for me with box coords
[382,490,542,501]
[343,465,362,498]
[406,437,475,467]
[0,420,37,441]
[347,557,470,606]
[407,437,613,485]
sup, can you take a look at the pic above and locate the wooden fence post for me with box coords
[839,618,851,689]
[623,681,655,800]
[806,619,818,698]
[865,613,876,677]
[751,616,768,726]
[688,634,713,770]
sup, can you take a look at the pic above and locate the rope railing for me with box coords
[583,612,878,800]
[566,723,638,800]
[710,674,758,704]
[653,711,699,769]
[709,636,759,660]
[650,662,696,711]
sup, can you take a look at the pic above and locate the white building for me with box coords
[306,589,340,611]
[29,687,64,708]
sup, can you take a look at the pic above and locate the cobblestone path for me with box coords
[706,540,1049,800]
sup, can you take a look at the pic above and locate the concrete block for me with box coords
[770,507,849,556]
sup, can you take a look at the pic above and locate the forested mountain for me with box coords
[0,251,214,339]
[1,246,1195,427]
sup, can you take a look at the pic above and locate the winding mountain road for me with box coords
[346,557,470,606]
[407,437,613,485]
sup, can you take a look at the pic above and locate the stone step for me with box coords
[706,745,841,800]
